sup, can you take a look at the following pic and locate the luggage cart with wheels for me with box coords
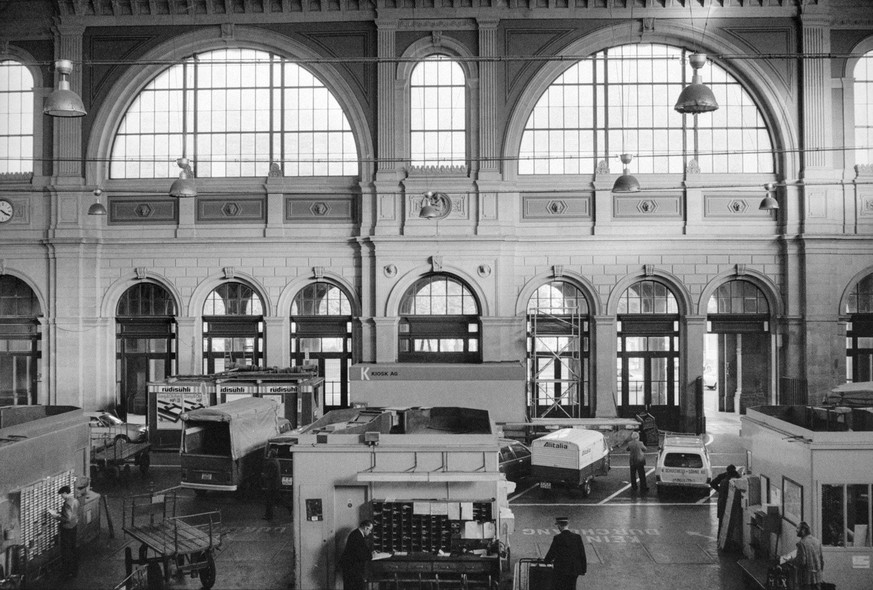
[121,490,222,590]
[511,558,552,590]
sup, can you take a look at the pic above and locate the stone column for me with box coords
[684,315,707,432]
[593,315,618,417]
[263,316,288,368]
[373,317,400,363]
[373,19,404,235]
[175,316,199,375]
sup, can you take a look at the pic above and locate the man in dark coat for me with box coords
[339,519,374,590]
[544,516,586,590]
[710,464,740,533]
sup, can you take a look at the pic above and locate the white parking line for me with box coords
[598,467,655,504]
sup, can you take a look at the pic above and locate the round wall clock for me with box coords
[0,199,13,223]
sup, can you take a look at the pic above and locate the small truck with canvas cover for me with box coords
[531,428,610,496]
[180,397,285,493]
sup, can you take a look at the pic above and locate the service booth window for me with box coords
[203,282,264,373]
[290,282,353,410]
[616,280,680,427]
[116,283,177,417]
[706,280,771,412]
[0,275,41,406]
[822,484,872,548]
[526,281,590,419]
[846,272,873,382]
[398,274,480,363]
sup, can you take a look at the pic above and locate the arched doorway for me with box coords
[846,272,873,382]
[526,280,591,419]
[290,282,354,412]
[705,279,771,413]
[616,280,681,430]
[116,282,177,417]
[397,274,481,363]
[202,281,265,373]
[0,275,41,406]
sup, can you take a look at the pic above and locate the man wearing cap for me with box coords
[544,516,587,590]
[49,485,79,579]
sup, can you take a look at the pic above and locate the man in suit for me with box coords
[339,519,374,590]
[544,516,587,590]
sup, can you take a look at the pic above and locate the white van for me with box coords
[531,428,610,496]
[655,433,712,495]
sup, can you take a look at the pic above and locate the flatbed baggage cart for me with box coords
[512,558,552,590]
[121,490,222,590]
[91,439,151,480]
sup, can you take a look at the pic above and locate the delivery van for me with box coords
[655,432,712,495]
[180,397,286,493]
[531,428,610,496]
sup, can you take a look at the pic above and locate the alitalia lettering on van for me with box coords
[542,442,568,449]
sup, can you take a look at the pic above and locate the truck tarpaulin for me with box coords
[181,397,280,460]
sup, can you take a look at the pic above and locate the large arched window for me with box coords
[398,274,480,363]
[410,55,466,167]
[706,280,771,412]
[846,273,873,383]
[0,60,34,174]
[116,283,177,416]
[526,281,591,419]
[202,281,265,373]
[0,275,41,405]
[616,280,681,424]
[110,48,358,179]
[290,282,354,410]
[854,50,873,166]
[519,44,774,175]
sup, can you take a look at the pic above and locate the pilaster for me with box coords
[593,315,618,417]
[373,316,399,363]
[175,316,199,375]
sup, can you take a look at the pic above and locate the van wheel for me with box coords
[581,479,592,497]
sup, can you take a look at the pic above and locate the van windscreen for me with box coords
[664,453,703,468]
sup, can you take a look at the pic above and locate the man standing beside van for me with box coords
[626,431,648,492]
[544,516,586,590]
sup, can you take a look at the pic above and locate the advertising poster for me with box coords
[156,386,210,430]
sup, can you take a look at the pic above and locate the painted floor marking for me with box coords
[598,467,656,504]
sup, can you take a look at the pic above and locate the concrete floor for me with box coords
[29,404,752,590]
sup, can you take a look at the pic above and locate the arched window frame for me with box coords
[846,38,873,169]
[843,271,873,383]
[396,37,478,174]
[0,274,42,406]
[0,50,45,179]
[108,47,359,179]
[202,280,266,373]
[397,273,481,363]
[517,43,775,176]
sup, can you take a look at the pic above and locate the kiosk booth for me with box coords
[282,406,514,590]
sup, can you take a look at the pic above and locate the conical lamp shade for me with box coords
[419,204,440,219]
[612,154,641,193]
[44,60,87,117]
[759,194,779,211]
[88,201,107,216]
[674,54,719,114]
[169,157,197,198]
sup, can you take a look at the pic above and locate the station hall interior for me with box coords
[2,0,873,588]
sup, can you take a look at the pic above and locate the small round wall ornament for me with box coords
[477,264,492,278]
[384,264,398,278]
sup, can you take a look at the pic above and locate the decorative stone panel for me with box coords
[108,198,177,224]
[197,198,265,222]
[613,195,681,218]
[521,194,591,220]
[285,195,355,222]
[704,195,773,218]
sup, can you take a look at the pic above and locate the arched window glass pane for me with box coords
[0,276,40,316]
[400,275,479,316]
[855,51,873,166]
[110,48,358,179]
[291,283,352,316]
[707,280,770,314]
[519,44,774,175]
[527,281,589,315]
[203,282,264,316]
[410,55,466,167]
[117,283,177,316]
[846,273,873,314]
[0,60,34,174]
[618,280,678,314]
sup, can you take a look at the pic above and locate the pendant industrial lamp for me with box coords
[169,157,197,198]
[674,53,719,115]
[612,154,641,193]
[759,183,779,211]
[87,188,107,216]
[44,60,87,118]
[419,191,451,220]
